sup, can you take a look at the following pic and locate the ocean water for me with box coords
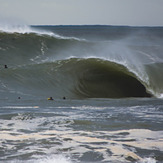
[0,24,163,163]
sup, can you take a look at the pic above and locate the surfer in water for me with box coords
[4,65,8,68]
[47,97,53,100]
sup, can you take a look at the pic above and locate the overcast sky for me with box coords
[0,0,163,26]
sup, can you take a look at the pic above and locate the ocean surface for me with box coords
[0,24,163,163]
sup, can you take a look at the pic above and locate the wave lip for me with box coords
[0,24,65,40]
[0,24,84,42]
[0,24,36,34]
[73,58,151,98]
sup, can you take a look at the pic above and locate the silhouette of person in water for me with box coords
[4,65,8,69]
[63,96,66,100]
[48,97,53,100]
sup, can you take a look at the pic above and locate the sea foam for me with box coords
[9,155,72,163]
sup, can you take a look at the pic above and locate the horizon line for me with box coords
[31,24,163,28]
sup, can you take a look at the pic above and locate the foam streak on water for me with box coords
[0,98,163,163]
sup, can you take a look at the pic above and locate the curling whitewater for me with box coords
[0,25,163,163]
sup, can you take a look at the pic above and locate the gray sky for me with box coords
[0,0,163,26]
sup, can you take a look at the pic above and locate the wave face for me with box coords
[0,25,163,99]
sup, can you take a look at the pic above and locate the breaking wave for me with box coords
[0,25,163,99]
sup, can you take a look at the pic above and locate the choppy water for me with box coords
[0,98,163,163]
[0,24,163,162]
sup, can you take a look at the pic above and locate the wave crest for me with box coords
[0,25,163,98]
[0,58,151,99]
